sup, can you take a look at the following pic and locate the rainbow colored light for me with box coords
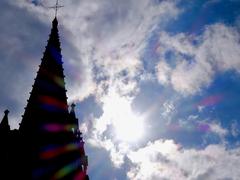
[40,142,84,160]
[53,159,82,179]
[74,170,86,180]
[43,123,77,133]
[39,95,67,111]
[39,68,65,88]
[198,94,223,107]
[167,122,211,133]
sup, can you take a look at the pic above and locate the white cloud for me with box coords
[209,122,228,138]
[128,139,240,180]
[162,100,175,119]
[201,24,240,72]
[6,0,181,104]
[156,61,172,85]
[231,120,240,138]
[156,23,240,95]
[88,137,128,167]
[171,59,213,95]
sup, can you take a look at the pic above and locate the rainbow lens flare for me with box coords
[39,95,67,111]
[53,159,81,179]
[39,68,65,88]
[168,122,211,133]
[49,46,62,65]
[40,142,84,160]
[198,94,223,107]
[43,123,77,133]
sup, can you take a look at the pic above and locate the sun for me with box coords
[102,91,145,143]
[113,103,144,142]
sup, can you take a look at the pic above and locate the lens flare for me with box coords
[49,46,62,65]
[198,94,223,107]
[167,121,212,134]
[39,95,67,111]
[197,123,210,132]
[43,123,77,133]
[39,68,65,88]
[53,76,65,88]
[74,171,86,180]
[40,142,83,160]
[53,159,81,179]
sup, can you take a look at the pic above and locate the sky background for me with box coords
[1,0,240,179]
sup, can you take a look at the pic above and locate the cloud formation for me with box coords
[156,23,240,95]
[27,0,180,101]
[128,139,240,180]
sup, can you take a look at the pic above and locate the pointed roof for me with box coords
[19,17,69,133]
[0,109,10,132]
[69,103,79,126]
[16,17,89,179]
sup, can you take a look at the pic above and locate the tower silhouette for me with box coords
[0,17,89,180]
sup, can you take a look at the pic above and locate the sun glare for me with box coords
[102,91,145,143]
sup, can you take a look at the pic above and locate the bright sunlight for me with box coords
[100,90,145,143]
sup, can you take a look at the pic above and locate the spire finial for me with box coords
[0,109,10,131]
[49,0,64,18]
[4,109,9,115]
[71,103,76,112]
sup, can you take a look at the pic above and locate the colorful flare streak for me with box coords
[40,142,84,160]
[43,123,78,133]
[39,68,65,88]
[198,94,223,107]
[39,95,67,111]
[168,122,211,133]
[53,76,65,88]
[53,158,86,180]
[49,46,63,65]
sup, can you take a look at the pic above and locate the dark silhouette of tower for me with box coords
[0,17,89,180]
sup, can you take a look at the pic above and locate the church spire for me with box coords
[16,17,89,179]
[0,110,10,132]
[19,17,68,132]
[70,103,78,126]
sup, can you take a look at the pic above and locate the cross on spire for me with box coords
[49,0,64,17]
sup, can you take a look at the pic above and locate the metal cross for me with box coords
[49,0,64,17]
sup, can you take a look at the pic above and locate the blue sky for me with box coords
[1,0,240,179]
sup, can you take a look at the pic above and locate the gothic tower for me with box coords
[0,18,89,179]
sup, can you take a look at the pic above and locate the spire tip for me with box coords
[71,103,76,112]
[4,109,9,115]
